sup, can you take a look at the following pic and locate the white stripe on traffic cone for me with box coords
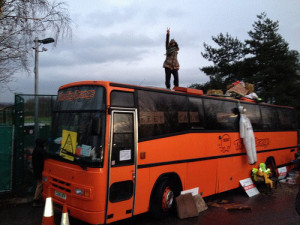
[60,203,70,225]
[42,187,54,225]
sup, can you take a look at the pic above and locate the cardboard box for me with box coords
[227,83,248,96]
[176,193,199,219]
[193,194,208,213]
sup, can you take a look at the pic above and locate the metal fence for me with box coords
[0,105,14,125]
[13,94,56,193]
[0,94,57,193]
[0,125,13,192]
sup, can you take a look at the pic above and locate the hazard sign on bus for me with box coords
[60,130,77,161]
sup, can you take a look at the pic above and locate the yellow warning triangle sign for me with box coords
[62,134,73,152]
[60,130,77,161]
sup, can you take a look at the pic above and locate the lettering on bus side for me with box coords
[218,134,231,153]
[234,139,243,151]
[234,137,270,151]
[255,137,270,148]
[140,112,165,125]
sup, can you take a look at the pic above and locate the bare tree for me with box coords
[0,0,72,89]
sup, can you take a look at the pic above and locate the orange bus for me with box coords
[43,80,298,224]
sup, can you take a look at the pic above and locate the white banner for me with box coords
[240,178,259,197]
[277,167,287,180]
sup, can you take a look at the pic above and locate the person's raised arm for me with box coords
[166,27,170,49]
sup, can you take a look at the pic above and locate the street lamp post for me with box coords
[33,37,55,141]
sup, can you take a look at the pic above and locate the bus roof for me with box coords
[58,80,295,110]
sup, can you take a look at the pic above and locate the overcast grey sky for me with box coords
[1,0,300,102]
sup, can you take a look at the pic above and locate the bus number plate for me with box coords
[55,190,66,200]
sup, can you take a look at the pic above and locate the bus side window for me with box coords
[111,113,134,166]
[277,108,296,130]
[188,97,204,129]
[137,90,188,139]
[111,91,135,107]
[203,99,238,131]
[261,106,278,130]
[240,103,262,130]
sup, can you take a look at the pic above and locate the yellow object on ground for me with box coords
[252,163,273,188]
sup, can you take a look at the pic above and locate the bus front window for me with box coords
[48,111,105,167]
[47,86,106,168]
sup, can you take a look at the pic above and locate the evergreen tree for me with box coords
[244,13,300,105]
[195,13,300,126]
[190,77,225,93]
[197,13,300,105]
[201,33,245,88]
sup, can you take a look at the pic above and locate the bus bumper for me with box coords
[50,197,105,225]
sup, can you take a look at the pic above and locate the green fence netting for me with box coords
[0,105,14,125]
[0,125,13,192]
[14,94,56,193]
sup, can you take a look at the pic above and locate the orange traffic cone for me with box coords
[60,203,70,225]
[42,187,54,225]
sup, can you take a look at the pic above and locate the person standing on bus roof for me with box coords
[239,106,257,165]
[163,28,180,89]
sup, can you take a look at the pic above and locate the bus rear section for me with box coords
[133,87,298,216]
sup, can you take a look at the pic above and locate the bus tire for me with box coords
[265,157,277,178]
[149,177,178,219]
[265,157,278,188]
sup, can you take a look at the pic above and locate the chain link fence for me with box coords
[14,94,56,193]
[0,105,14,125]
[0,94,56,193]
[0,125,13,192]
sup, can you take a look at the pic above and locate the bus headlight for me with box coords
[75,188,84,195]
[75,188,91,197]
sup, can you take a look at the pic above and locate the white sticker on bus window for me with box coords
[81,145,91,157]
[54,137,62,144]
[120,150,131,161]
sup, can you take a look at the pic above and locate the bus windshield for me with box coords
[47,86,106,168]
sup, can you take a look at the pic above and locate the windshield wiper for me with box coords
[60,149,87,170]
[75,157,87,170]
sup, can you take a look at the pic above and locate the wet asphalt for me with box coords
[0,183,299,225]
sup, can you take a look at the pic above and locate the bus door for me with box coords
[105,109,138,223]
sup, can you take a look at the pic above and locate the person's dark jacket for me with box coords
[32,139,46,180]
[163,33,180,69]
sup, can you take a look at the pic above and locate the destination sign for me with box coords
[55,86,105,111]
[58,89,96,102]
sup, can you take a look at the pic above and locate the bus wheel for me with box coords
[162,185,174,211]
[265,157,277,178]
[150,178,177,219]
[265,157,278,188]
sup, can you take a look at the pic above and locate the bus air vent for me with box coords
[51,177,72,193]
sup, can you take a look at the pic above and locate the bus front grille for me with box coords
[51,177,71,193]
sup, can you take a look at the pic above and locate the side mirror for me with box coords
[92,118,102,135]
